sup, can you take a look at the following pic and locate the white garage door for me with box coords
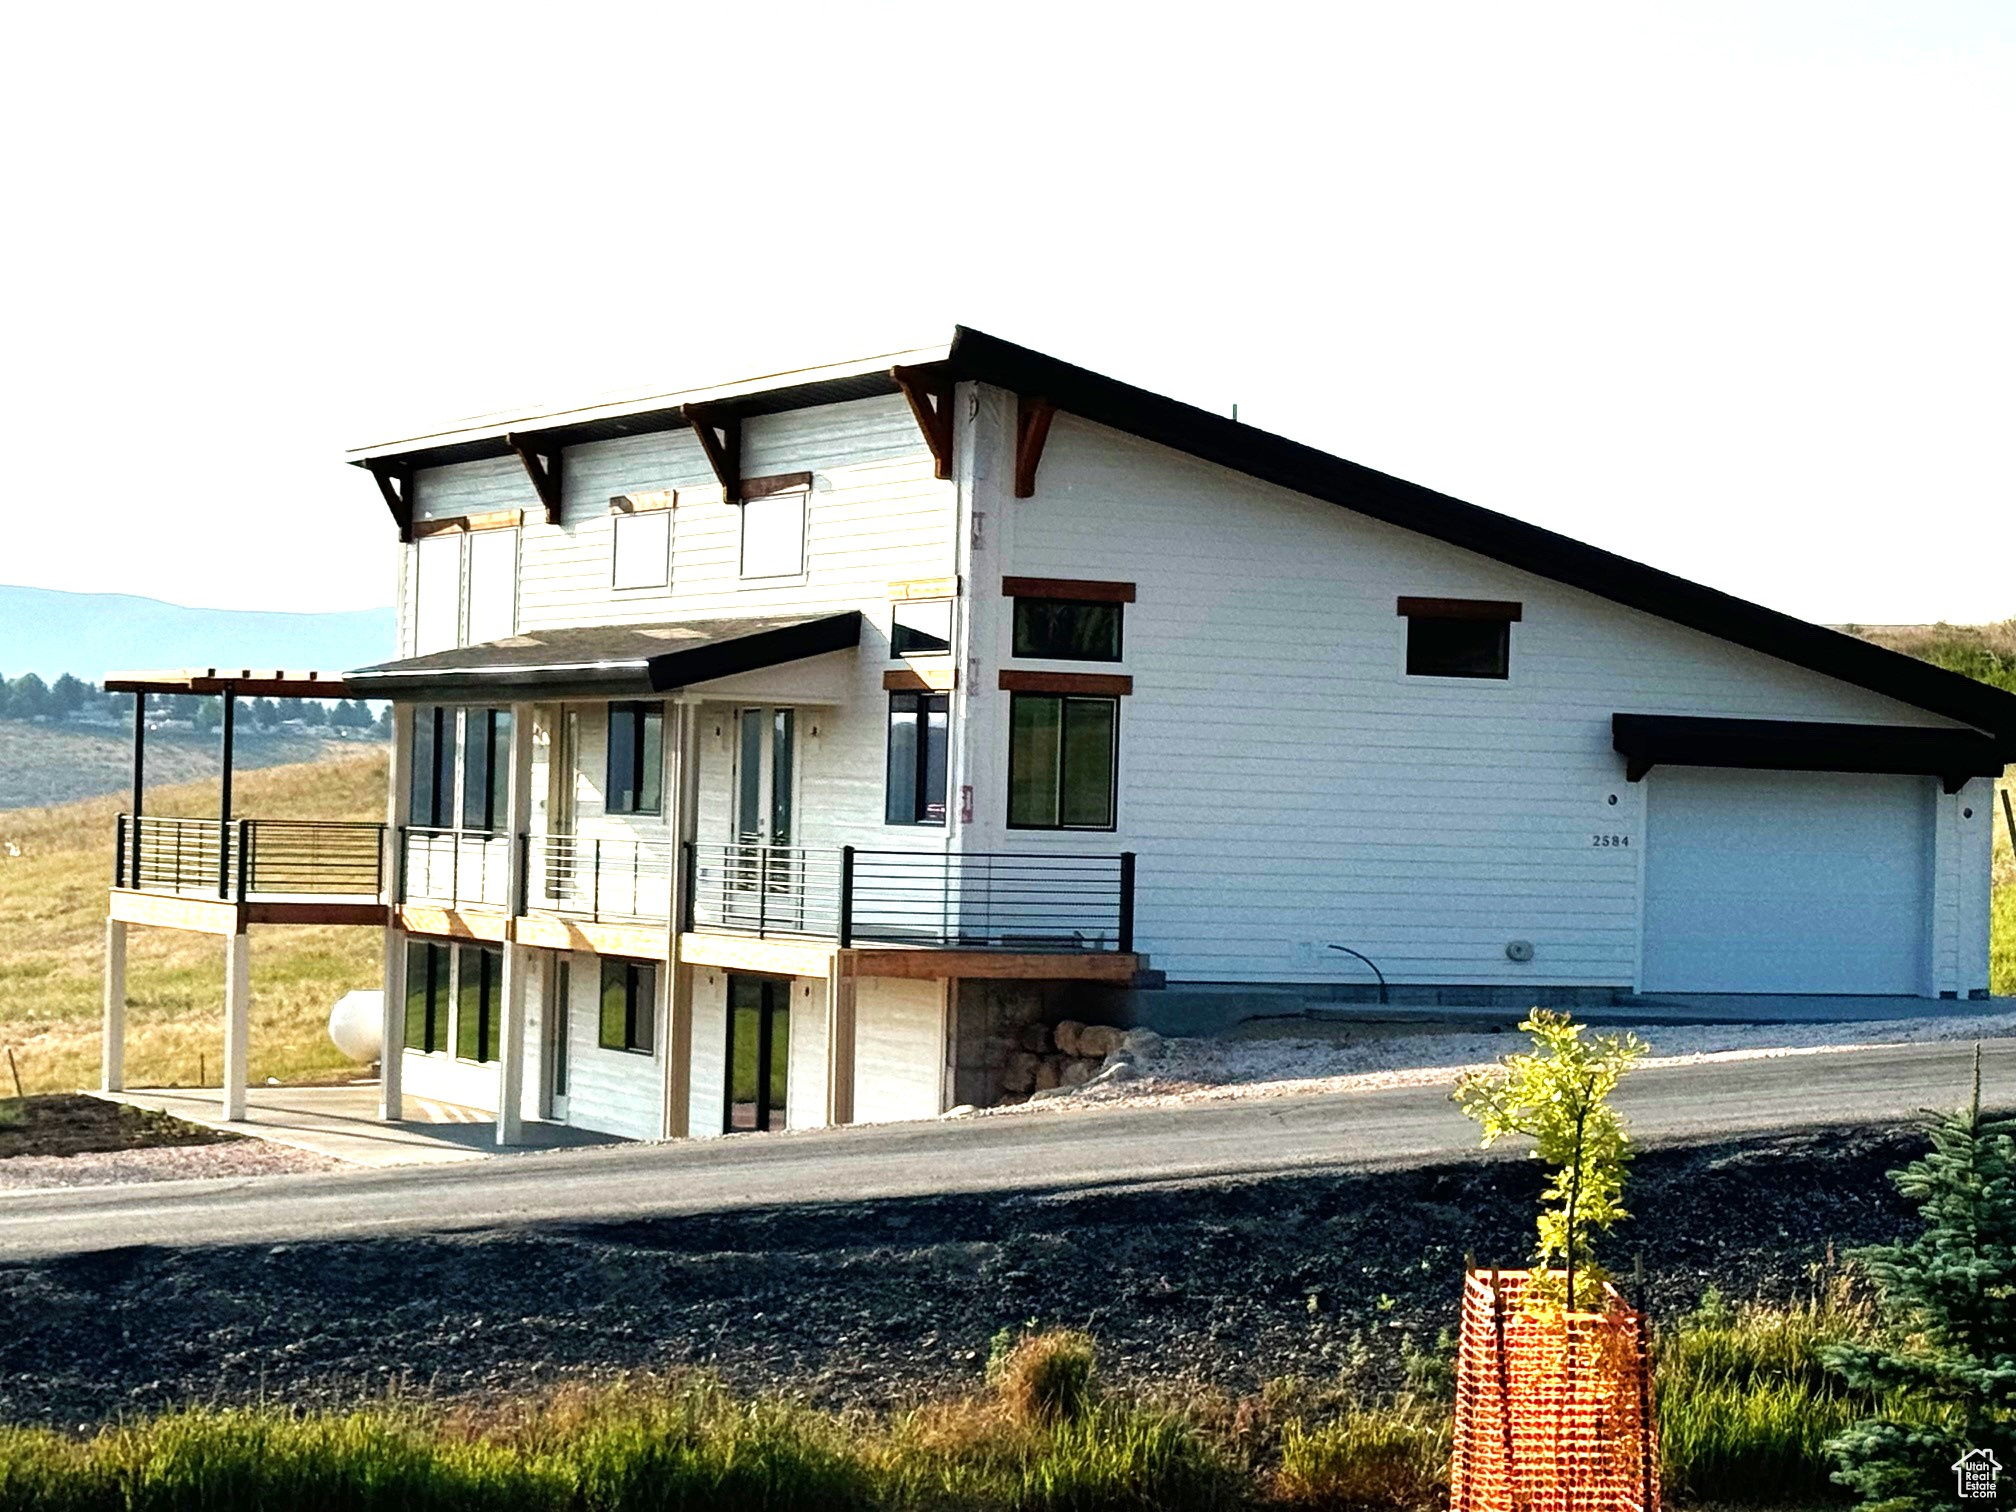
[1642,768,1932,994]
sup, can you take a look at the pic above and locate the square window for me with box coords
[1012,598,1122,661]
[885,691,949,825]
[612,509,671,590]
[607,702,664,815]
[892,598,953,657]
[740,490,806,578]
[599,958,656,1053]
[1007,693,1117,830]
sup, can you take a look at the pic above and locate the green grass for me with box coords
[1846,620,2016,697]
[0,752,388,1094]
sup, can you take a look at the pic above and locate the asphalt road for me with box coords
[2,1038,2005,1262]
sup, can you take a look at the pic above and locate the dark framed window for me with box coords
[408,707,456,828]
[1399,598,1520,680]
[550,957,570,1098]
[1007,693,1118,830]
[599,958,656,1054]
[403,940,450,1054]
[607,702,664,815]
[886,691,949,825]
[460,708,512,831]
[891,598,953,657]
[1012,598,1123,662]
[456,944,503,1063]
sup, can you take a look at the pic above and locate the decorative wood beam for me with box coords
[367,460,415,541]
[1001,576,1136,604]
[1397,596,1524,622]
[682,403,742,503]
[998,669,1133,697]
[891,363,954,480]
[504,433,563,524]
[1015,395,1057,499]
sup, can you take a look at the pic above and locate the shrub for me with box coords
[994,1330,1100,1426]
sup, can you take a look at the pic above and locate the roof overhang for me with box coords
[343,613,862,700]
[106,669,357,699]
[1611,713,2007,794]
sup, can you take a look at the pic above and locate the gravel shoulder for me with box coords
[0,1120,1922,1426]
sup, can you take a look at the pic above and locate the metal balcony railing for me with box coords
[114,815,386,901]
[685,843,1135,952]
[397,826,512,910]
[523,833,677,923]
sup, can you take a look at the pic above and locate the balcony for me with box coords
[115,815,387,902]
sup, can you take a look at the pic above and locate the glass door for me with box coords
[730,708,799,927]
[725,974,790,1131]
[545,956,570,1121]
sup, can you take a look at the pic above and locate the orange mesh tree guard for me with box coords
[1450,1269,1660,1512]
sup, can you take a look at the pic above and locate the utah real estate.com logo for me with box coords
[1956,1448,2002,1500]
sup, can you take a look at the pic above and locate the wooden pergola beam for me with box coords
[681,403,743,503]
[367,459,415,542]
[891,363,954,480]
[1015,395,1056,499]
[504,433,563,524]
[105,669,357,698]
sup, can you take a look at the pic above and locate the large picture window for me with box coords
[403,941,450,1054]
[606,702,664,815]
[1007,693,1118,830]
[599,959,656,1054]
[885,691,949,825]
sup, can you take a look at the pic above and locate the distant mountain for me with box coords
[0,586,395,683]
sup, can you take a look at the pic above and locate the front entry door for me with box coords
[725,974,790,1131]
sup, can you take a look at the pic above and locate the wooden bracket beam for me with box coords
[1624,757,1653,783]
[891,364,954,480]
[504,433,563,524]
[367,459,416,542]
[1015,395,1056,499]
[682,403,743,503]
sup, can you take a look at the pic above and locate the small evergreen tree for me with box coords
[49,673,86,719]
[1825,1048,2016,1512]
[9,673,49,719]
[1454,1010,1647,1308]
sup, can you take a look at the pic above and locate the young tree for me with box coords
[1454,1010,1648,1309]
[1825,1048,2016,1511]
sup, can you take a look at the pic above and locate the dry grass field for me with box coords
[0,751,388,1095]
[0,721,354,810]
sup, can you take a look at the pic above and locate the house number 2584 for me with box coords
[1590,834,1631,847]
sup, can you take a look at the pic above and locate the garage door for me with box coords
[1642,768,1932,994]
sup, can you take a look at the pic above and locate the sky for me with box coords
[1,2,2009,626]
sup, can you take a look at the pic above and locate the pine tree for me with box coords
[1825,1047,2016,1512]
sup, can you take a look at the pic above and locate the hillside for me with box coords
[0,584,394,682]
[0,751,389,1095]
[0,723,376,811]
[1844,618,2016,695]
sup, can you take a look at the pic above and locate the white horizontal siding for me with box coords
[983,405,1971,990]
[852,977,944,1123]
[688,967,727,1137]
[786,975,828,1131]
[559,949,661,1139]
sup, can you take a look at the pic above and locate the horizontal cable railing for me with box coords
[684,843,1135,951]
[525,833,676,923]
[115,815,387,901]
[686,844,845,939]
[399,826,512,910]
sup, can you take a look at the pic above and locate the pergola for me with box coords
[101,669,386,1121]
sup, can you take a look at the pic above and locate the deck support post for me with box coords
[102,920,128,1092]
[379,925,406,1121]
[217,682,236,897]
[495,701,534,1146]
[221,929,250,1120]
[130,691,146,886]
[660,702,702,1139]
[824,949,857,1127]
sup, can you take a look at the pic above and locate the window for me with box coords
[413,535,461,655]
[886,691,949,825]
[1012,599,1123,661]
[408,707,456,828]
[612,510,671,590]
[460,708,512,831]
[456,944,503,1063]
[403,941,450,1053]
[599,958,656,1054]
[606,702,664,815]
[740,488,807,578]
[1007,693,1117,830]
[549,957,570,1098]
[1399,598,1520,680]
[464,528,518,644]
[892,599,953,657]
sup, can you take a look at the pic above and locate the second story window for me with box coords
[460,708,512,832]
[1398,597,1520,680]
[1003,577,1133,663]
[465,528,518,644]
[612,509,670,590]
[892,598,953,656]
[739,476,809,579]
[885,691,949,825]
[607,702,664,815]
[413,535,461,655]
[412,526,519,653]
[409,706,456,827]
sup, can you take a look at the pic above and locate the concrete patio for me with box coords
[94,1085,623,1167]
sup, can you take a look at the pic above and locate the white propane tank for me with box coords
[329,990,384,1063]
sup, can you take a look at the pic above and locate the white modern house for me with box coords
[100,328,2016,1143]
